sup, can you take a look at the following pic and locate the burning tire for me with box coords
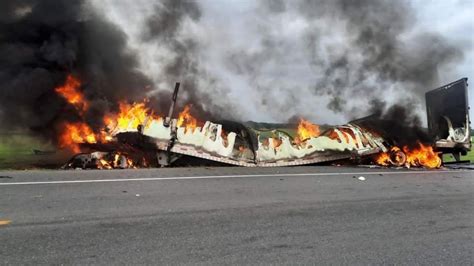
[389,149,407,166]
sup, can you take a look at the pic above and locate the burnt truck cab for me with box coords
[426,78,471,161]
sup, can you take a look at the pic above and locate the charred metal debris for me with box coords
[64,79,471,169]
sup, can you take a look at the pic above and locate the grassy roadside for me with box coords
[0,134,60,169]
[442,137,474,163]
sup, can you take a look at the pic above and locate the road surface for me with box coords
[0,166,473,264]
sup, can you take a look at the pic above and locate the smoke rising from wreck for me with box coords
[0,0,466,144]
[141,0,231,121]
[355,101,432,146]
[232,0,463,121]
[94,0,463,124]
[0,0,151,139]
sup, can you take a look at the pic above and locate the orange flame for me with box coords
[375,142,441,168]
[55,75,166,152]
[375,146,404,166]
[55,75,89,114]
[58,99,163,151]
[111,152,136,169]
[375,151,391,166]
[54,77,206,155]
[116,101,149,130]
[99,159,113,170]
[295,118,320,143]
[103,100,161,134]
[58,122,97,153]
[177,105,198,133]
[403,143,442,168]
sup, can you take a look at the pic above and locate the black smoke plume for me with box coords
[0,0,466,143]
[0,0,151,140]
[143,0,236,122]
[352,101,433,146]
[225,0,463,121]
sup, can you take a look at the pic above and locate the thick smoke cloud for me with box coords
[0,0,151,138]
[142,0,236,121]
[353,101,432,146]
[0,0,467,143]
[224,0,463,121]
[89,0,465,125]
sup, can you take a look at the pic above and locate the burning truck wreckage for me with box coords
[56,75,471,170]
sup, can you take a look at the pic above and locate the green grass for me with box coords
[0,134,52,155]
[0,134,57,169]
[442,137,474,163]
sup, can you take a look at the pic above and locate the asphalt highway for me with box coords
[0,166,473,264]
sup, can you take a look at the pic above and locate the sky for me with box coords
[411,0,473,107]
[93,0,474,125]
[412,0,473,72]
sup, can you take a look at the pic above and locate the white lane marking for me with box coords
[0,170,467,186]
